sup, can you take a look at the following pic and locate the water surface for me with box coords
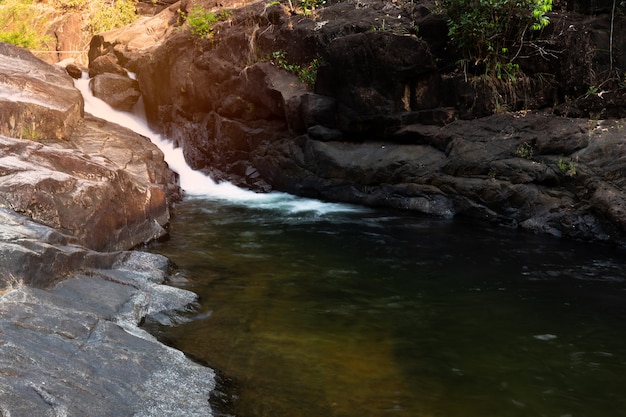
[148,197,626,417]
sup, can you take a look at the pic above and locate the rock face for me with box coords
[87,0,626,245]
[0,43,179,252]
[253,112,626,244]
[0,125,175,252]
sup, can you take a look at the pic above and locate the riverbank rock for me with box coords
[0,129,174,252]
[0,215,215,416]
[0,43,211,416]
[0,45,180,252]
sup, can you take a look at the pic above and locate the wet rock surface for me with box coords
[90,73,141,111]
[0,43,179,252]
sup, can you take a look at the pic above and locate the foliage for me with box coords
[51,0,88,10]
[271,50,319,88]
[299,0,325,14]
[0,0,54,48]
[585,85,599,98]
[443,0,552,79]
[557,157,577,176]
[516,141,534,160]
[89,0,137,34]
[181,5,231,40]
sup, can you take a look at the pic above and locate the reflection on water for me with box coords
[147,197,626,417]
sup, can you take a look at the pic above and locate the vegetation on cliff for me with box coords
[0,0,137,54]
[443,0,553,80]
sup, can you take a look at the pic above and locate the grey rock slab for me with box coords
[0,269,215,417]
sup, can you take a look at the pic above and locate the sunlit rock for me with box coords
[90,72,141,111]
[0,42,83,141]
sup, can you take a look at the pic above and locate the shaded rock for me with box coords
[316,31,438,138]
[307,124,343,142]
[64,63,84,79]
[286,93,338,133]
[90,73,141,111]
[0,43,83,141]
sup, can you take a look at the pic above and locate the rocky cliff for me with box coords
[87,0,626,246]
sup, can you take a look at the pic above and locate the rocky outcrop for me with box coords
[0,43,179,252]
[0,43,212,416]
[0,211,215,416]
[253,112,626,244]
[86,0,626,245]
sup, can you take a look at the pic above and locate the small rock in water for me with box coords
[533,334,558,341]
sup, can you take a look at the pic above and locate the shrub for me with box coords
[0,0,54,48]
[443,0,552,79]
[89,0,137,34]
[271,51,319,88]
[181,5,231,40]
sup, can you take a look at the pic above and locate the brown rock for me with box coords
[0,43,83,141]
[90,73,141,111]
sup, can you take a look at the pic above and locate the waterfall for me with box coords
[74,75,362,216]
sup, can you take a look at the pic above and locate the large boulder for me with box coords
[0,110,180,253]
[0,132,173,252]
[90,73,141,111]
[0,42,83,141]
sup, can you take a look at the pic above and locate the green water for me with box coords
[147,197,626,417]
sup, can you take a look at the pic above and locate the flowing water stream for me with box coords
[76,77,626,417]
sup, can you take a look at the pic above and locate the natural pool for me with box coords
[147,197,626,417]
[74,73,626,417]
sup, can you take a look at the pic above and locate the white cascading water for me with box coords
[74,74,361,215]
